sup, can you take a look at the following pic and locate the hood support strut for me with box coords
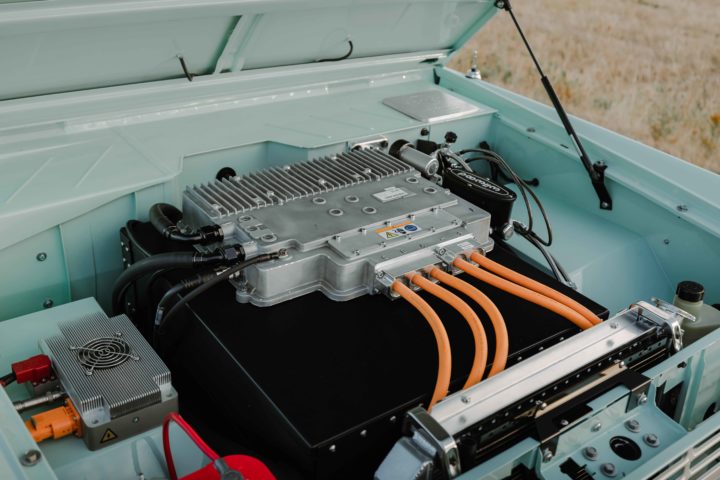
[495,0,613,210]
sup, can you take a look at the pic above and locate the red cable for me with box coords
[163,412,219,480]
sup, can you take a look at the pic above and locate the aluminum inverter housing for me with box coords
[42,312,178,450]
[182,149,493,306]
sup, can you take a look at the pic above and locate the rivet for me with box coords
[644,433,660,447]
[601,463,617,477]
[583,446,598,461]
[625,419,640,432]
[542,448,553,463]
[20,449,42,466]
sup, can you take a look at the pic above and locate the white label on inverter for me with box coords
[376,221,422,240]
[372,186,410,203]
[458,241,475,250]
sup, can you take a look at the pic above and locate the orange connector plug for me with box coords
[25,399,82,443]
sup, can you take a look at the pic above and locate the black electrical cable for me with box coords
[153,271,217,334]
[459,148,574,284]
[111,248,244,315]
[520,231,564,282]
[156,252,280,337]
[0,373,16,387]
[463,152,538,237]
[317,39,354,62]
[461,149,553,246]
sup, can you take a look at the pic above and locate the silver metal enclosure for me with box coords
[42,312,178,450]
[182,150,493,306]
[374,300,685,480]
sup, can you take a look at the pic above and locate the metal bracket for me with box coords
[634,300,685,353]
[534,369,651,457]
[406,407,461,479]
[350,136,389,151]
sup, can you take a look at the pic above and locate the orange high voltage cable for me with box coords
[454,258,594,331]
[409,274,488,388]
[429,268,509,377]
[470,252,601,326]
[392,280,452,410]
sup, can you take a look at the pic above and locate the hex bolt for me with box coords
[591,422,602,432]
[542,448,553,463]
[582,446,598,461]
[20,449,42,466]
[420,127,430,136]
[36,252,47,262]
[601,463,617,477]
[625,419,641,433]
[638,393,648,405]
[644,433,660,447]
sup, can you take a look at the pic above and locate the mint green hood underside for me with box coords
[0,0,496,101]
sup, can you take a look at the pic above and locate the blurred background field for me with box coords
[449,0,720,172]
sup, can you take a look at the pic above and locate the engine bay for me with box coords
[1,23,720,478]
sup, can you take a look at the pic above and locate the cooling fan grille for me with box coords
[70,334,140,375]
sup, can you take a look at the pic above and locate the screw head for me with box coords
[582,446,598,461]
[625,419,641,432]
[20,449,42,466]
[542,448,553,463]
[328,445,336,453]
[638,393,648,405]
[36,252,47,262]
[461,395,471,404]
[644,433,660,447]
[601,463,617,477]
[360,429,367,438]
[420,127,430,136]
[591,422,602,432]
[43,298,54,309]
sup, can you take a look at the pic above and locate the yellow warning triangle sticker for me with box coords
[385,232,399,238]
[100,428,118,443]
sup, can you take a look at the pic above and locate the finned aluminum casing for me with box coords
[42,312,177,450]
[182,149,493,306]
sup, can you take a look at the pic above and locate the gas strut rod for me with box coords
[495,0,613,210]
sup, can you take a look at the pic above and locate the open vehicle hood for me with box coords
[0,0,497,100]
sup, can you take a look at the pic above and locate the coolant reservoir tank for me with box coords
[673,281,720,345]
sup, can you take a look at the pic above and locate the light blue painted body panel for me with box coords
[0,0,719,478]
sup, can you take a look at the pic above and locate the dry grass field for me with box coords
[450,0,720,172]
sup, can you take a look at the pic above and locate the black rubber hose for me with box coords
[149,203,223,245]
[111,252,225,315]
[156,253,279,336]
